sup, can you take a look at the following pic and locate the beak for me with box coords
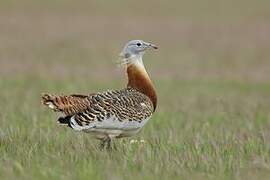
[146,42,158,49]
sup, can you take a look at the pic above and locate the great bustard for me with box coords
[41,40,158,149]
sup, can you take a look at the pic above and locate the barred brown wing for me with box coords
[71,88,154,129]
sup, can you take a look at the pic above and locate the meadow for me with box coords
[1,0,270,179]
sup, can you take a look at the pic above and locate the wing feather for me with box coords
[72,88,153,128]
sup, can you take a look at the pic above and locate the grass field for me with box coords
[1,0,270,179]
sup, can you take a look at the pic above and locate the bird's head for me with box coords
[119,40,158,66]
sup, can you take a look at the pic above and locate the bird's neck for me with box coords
[126,57,157,111]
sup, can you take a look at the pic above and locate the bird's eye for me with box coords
[136,43,142,46]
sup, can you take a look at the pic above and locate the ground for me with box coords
[0,0,270,179]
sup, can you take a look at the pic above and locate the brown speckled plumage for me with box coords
[42,88,153,126]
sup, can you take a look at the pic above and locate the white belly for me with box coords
[81,116,151,139]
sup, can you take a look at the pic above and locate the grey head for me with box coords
[120,40,158,60]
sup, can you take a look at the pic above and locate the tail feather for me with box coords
[41,94,59,111]
[57,116,72,128]
[41,93,91,116]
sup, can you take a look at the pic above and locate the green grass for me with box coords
[1,0,270,179]
[1,77,270,179]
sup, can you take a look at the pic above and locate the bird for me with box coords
[41,40,158,149]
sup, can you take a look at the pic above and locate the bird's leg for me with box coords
[99,137,112,151]
[99,138,107,150]
[106,137,112,150]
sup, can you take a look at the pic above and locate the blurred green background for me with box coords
[1,0,270,179]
